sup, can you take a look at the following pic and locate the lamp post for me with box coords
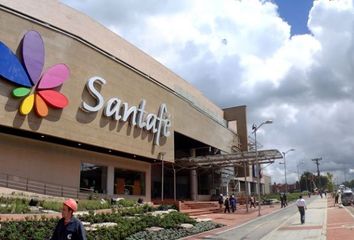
[252,120,273,217]
[281,149,295,193]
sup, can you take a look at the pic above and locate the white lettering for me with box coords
[104,98,122,120]
[82,76,106,112]
[81,77,172,145]
[121,103,138,126]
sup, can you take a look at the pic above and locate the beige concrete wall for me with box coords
[0,6,239,161]
[0,133,151,200]
[0,0,225,122]
[223,105,248,151]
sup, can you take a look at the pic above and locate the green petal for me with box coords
[12,87,31,97]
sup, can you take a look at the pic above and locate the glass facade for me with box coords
[80,163,107,193]
[114,168,145,195]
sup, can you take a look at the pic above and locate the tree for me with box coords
[326,172,334,192]
[300,171,314,192]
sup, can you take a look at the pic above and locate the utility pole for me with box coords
[312,157,322,189]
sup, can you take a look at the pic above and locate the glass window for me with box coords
[114,168,145,196]
[198,171,211,195]
[80,163,107,194]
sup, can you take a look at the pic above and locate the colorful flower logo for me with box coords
[0,30,69,117]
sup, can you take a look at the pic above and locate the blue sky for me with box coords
[273,0,313,35]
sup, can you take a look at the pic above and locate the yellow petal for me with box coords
[20,94,34,115]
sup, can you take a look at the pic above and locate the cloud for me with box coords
[61,0,354,184]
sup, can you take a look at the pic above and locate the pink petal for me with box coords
[37,64,70,89]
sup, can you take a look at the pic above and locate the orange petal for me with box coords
[19,94,34,115]
[35,94,48,117]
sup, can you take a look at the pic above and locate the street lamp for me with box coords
[252,119,273,217]
[280,149,295,193]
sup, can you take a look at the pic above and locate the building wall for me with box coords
[0,3,238,162]
[0,133,151,200]
[263,175,271,194]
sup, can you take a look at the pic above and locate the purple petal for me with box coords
[37,64,70,89]
[22,30,44,85]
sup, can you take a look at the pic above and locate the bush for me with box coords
[156,204,177,211]
[0,197,30,214]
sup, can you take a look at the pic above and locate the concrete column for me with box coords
[107,166,114,195]
[190,170,198,200]
[190,149,197,200]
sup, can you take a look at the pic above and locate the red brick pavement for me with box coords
[327,197,354,240]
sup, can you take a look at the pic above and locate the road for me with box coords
[203,197,323,240]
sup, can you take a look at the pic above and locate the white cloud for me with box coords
[61,0,354,185]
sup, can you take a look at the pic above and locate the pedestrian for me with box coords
[51,198,87,240]
[224,197,230,213]
[249,195,256,208]
[218,194,224,209]
[283,193,288,207]
[296,195,307,224]
[280,193,285,208]
[230,195,237,213]
[334,191,339,206]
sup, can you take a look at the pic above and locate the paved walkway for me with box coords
[261,196,327,240]
[327,196,354,239]
[184,196,354,240]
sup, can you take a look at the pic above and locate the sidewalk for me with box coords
[183,196,329,240]
[262,196,327,240]
[327,197,354,240]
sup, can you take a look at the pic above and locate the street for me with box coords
[202,197,325,240]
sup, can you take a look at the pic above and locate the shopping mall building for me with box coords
[0,0,281,202]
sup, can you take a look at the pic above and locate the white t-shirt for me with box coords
[296,198,306,208]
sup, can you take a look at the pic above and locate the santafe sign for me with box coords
[81,76,172,146]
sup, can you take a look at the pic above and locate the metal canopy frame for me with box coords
[175,149,283,169]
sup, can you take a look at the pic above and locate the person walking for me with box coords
[218,194,224,210]
[334,191,339,206]
[296,195,307,224]
[249,195,256,208]
[51,198,87,240]
[230,195,237,213]
[224,197,230,213]
[280,193,285,208]
[283,193,288,207]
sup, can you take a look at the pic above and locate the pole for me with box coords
[284,153,288,193]
[255,129,261,216]
[312,157,322,189]
[243,160,249,213]
[173,165,176,201]
[159,152,165,202]
[161,159,164,202]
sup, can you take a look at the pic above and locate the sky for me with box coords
[60,0,354,185]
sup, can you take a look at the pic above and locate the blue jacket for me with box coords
[51,217,87,240]
[230,197,236,206]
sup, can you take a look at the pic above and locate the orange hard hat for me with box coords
[63,198,78,212]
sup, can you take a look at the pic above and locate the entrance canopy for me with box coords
[175,149,283,168]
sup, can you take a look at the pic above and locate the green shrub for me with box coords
[156,204,177,211]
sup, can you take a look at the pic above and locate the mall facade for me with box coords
[0,0,275,202]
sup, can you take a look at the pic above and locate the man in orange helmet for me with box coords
[51,198,87,240]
